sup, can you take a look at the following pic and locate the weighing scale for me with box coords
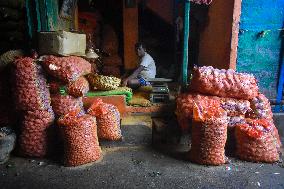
[146,78,172,103]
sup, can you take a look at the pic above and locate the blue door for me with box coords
[237,0,284,99]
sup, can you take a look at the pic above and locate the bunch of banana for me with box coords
[87,73,121,91]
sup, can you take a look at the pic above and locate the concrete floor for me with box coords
[0,116,284,189]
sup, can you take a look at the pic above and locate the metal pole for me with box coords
[274,26,284,112]
[182,0,190,89]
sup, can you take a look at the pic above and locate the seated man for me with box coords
[122,42,156,88]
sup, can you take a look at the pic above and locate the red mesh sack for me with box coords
[190,66,259,100]
[103,55,122,66]
[102,65,121,77]
[235,119,280,163]
[220,98,250,117]
[176,93,250,120]
[51,94,84,117]
[41,56,91,83]
[175,93,195,132]
[175,93,249,132]
[58,111,102,167]
[245,93,282,149]
[247,93,273,120]
[189,96,228,165]
[66,76,89,97]
[101,25,119,54]
[49,80,65,94]
[19,109,55,157]
[87,98,122,141]
[13,57,52,111]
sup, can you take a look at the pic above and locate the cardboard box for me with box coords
[38,31,86,56]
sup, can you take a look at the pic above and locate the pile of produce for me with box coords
[189,66,259,100]
[5,54,124,166]
[189,96,228,165]
[58,111,102,167]
[42,55,91,83]
[88,98,122,141]
[177,66,281,165]
[13,57,55,157]
[66,76,90,97]
[87,73,121,91]
[235,119,280,162]
[51,94,85,117]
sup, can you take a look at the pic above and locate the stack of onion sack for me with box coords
[48,79,65,94]
[41,55,91,83]
[190,66,259,100]
[19,110,54,157]
[13,57,52,111]
[176,93,250,132]
[189,96,228,165]
[12,57,54,157]
[175,93,196,133]
[235,119,281,163]
[48,76,89,98]
[66,76,89,97]
[247,93,273,120]
[51,94,85,117]
[87,98,122,141]
[58,111,102,167]
[246,93,282,149]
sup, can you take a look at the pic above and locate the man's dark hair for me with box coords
[135,42,146,50]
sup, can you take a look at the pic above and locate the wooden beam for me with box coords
[198,0,242,70]
[123,0,138,70]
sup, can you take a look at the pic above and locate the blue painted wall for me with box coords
[237,0,284,99]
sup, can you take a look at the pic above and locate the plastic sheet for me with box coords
[67,76,89,97]
[189,96,228,165]
[42,55,91,83]
[88,98,122,141]
[13,57,52,111]
[58,111,102,167]
[51,94,84,117]
[190,66,259,100]
[19,109,55,157]
[235,119,280,163]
